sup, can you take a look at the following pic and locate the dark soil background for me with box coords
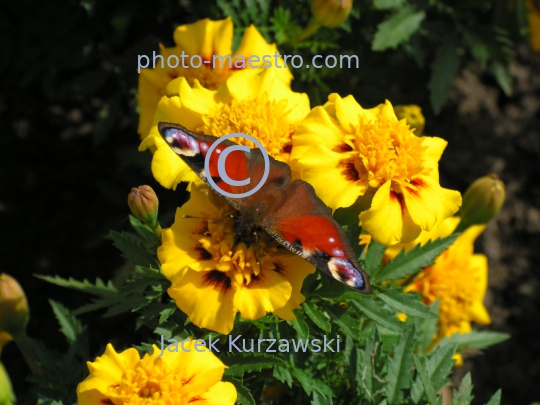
[1,1,539,404]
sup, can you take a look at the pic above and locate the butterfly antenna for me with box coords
[213,214,235,224]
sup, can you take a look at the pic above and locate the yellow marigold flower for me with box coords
[386,217,491,341]
[528,0,540,52]
[137,17,293,140]
[140,68,310,190]
[77,342,236,405]
[291,94,461,246]
[158,185,315,334]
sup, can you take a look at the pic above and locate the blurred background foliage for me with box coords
[1,0,539,403]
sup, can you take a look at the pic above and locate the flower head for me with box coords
[386,217,491,340]
[291,94,461,245]
[137,17,293,139]
[0,274,29,336]
[140,68,310,190]
[158,185,315,334]
[77,342,236,405]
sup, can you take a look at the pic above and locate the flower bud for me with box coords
[128,185,159,230]
[461,174,505,225]
[0,274,29,336]
[311,0,353,28]
[0,362,15,405]
[394,105,425,135]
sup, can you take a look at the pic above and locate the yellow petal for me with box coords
[167,269,237,334]
[420,136,448,181]
[233,269,292,320]
[161,340,228,397]
[195,381,238,405]
[360,181,422,245]
[294,144,368,209]
[173,18,233,58]
[271,254,316,320]
[403,175,462,232]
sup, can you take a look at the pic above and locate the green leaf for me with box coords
[351,299,403,332]
[379,289,437,319]
[290,313,310,339]
[311,389,333,405]
[372,6,425,51]
[223,377,256,405]
[429,34,459,114]
[324,306,361,338]
[385,326,415,404]
[491,62,512,96]
[49,300,84,344]
[373,234,458,283]
[485,389,502,405]
[36,275,116,296]
[365,240,386,276]
[443,331,510,352]
[413,354,437,404]
[109,231,157,268]
[452,373,474,405]
[224,354,286,377]
[303,301,331,332]
[373,0,405,10]
[273,365,293,387]
[358,328,378,399]
[129,215,159,249]
[292,368,334,398]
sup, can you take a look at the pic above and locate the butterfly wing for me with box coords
[158,122,371,293]
[262,180,371,293]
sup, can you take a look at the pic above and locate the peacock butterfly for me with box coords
[158,122,371,293]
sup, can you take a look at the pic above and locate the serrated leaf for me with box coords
[36,275,116,296]
[110,231,157,267]
[386,326,415,404]
[324,306,360,338]
[351,299,403,332]
[429,35,459,114]
[303,301,331,332]
[358,327,377,399]
[491,62,512,96]
[373,0,405,10]
[444,331,510,351]
[374,234,458,283]
[372,6,425,51]
[292,368,334,398]
[365,240,386,276]
[273,365,293,387]
[49,300,84,344]
[129,215,159,249]
[311,389,333,405]
[427,342,457,389]
[223,377,256,405]
[485,389,502,405]
[224,354,286,377]
[413,354,437,404]
[291,313,310,339]
[379,289,437,319]
[452,373,474,405]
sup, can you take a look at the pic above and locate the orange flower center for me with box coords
[337,115,425,191]
[190,198,282,285]
[200,93,295,159]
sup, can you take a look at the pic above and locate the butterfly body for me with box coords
[159,122,371,293]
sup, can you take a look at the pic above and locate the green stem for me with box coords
[293,20,321,45]
[453,218,470,234]
[13,332,41,375]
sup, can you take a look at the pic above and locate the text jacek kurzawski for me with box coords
[158,334,341,357]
